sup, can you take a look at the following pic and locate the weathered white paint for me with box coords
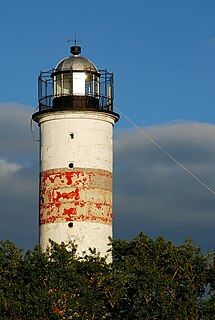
[40,222,112,262]
[34,111,117,172]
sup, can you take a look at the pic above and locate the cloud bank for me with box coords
[0,102,39,249]
[1,102,215,252]
[113,123,215,251]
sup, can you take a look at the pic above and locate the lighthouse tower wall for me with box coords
[35,111,117,258]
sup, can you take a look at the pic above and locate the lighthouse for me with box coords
[32,45,119,259]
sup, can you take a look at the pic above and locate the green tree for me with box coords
[0,233,213,319]
[111,233,208,319]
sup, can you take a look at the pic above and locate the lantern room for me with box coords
[37,46,116,113]
[54,45,99,97]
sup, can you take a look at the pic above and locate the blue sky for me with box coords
[1,0,215,251]
[1,0,215,126]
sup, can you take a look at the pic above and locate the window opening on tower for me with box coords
[68,162,74,169]
[70,133,74,139]
[68,222,73,228]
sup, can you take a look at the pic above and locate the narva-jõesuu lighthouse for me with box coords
[32,45,119,261]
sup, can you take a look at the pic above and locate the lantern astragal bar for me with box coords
[33,45,119,260]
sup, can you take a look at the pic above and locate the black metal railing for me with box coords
[38,69,114,113]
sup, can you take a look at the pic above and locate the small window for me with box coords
[68,162,74,169]
[70,133,74,139]
[68,222,73,228]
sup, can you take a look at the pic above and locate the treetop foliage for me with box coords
[0,233,215,319]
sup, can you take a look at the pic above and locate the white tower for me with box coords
[33,45,119,259]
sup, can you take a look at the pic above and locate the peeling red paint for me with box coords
[63,207,77,216]
[40,168,112,225]
[54,188,80,201]
[65,172,73,185]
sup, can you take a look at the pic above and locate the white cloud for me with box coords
[0,159,22,177]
